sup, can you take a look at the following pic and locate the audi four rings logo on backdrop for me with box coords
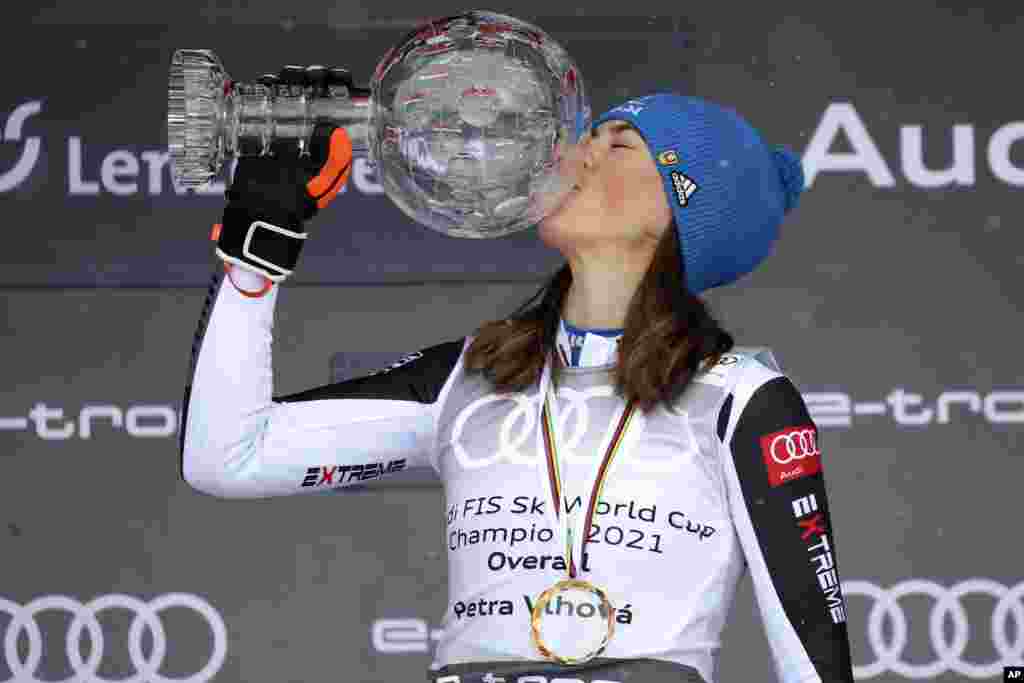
[845,579,1024,679]
[0,593,227,683]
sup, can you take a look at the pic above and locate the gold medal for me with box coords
[529,352,638,664]
[530,578,616,664]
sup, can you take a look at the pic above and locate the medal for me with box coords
[529,578,616,665]
[529,351,638,664]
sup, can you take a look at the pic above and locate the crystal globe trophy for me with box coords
[168,11,591,238]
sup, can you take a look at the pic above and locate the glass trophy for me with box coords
[167,11,591,237]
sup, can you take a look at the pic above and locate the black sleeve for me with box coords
[722,375,855,682]
[274,339,466,404]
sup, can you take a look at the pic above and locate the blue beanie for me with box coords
[592,93,805,295]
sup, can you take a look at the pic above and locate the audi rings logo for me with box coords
[449,386,691,472]
[768,428,819,464]
[0,593,227,683]
[846,579,1024,679]
[760,425,822,487]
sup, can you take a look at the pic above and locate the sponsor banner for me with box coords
[0,385,1019,445]
[804,388,1024,428]
[804,102,1024,189]
[0,20,695,287]
[373,617,444,654]
[844,579,1024,680]
[337,351,1024,430]
[0,593,227,683]
[0,403,177,440]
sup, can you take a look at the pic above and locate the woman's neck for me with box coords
[561,255,649,330]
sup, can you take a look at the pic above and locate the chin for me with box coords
[537,189,587,249]
[537,214,569,251]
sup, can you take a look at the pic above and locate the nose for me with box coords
[577,128,603,172]
[580,129,599,169]
[555,132,591,187]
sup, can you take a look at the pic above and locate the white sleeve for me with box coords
[180,271,465,499]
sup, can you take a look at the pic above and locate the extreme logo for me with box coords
[301,459,407,487]
[792,493,847,624]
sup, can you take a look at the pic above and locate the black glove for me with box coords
[214,65,357,282]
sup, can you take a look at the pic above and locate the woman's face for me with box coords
[538,120,672,255]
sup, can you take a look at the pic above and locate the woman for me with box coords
[181,90,854,683]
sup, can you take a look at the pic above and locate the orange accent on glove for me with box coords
[306,127,354,209]
[210,223,223,241]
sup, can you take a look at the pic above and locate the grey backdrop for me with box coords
[1,1,1022,682]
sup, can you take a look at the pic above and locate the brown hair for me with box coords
[462,221,735,413]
